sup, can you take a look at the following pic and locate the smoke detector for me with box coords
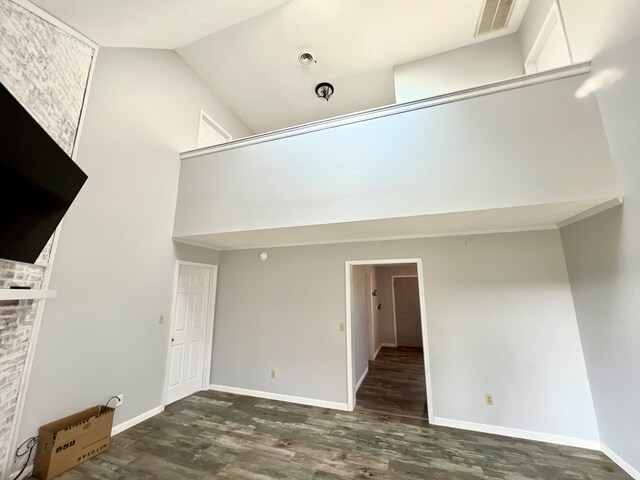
[298,51,316,66]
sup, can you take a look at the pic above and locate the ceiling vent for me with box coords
[475,0,515,36]
[298,51,315,66]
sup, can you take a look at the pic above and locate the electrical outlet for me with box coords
[158,315,165,324]
[339,323,345,332]
[485,393,494,406]
[271,370,276,380]
[115,394,124,407]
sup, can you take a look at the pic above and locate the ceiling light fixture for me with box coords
[315,82,334,101]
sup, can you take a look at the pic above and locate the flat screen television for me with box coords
[0,82,88,265]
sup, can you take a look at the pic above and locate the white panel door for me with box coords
[394,277,422,347]
[166,264,210,404]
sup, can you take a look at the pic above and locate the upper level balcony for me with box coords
[173,63,621,250]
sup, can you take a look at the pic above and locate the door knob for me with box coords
[171,338,175,343]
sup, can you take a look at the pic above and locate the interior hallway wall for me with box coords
[374,265,418,349]
[350,266,377,389]
[559,0,640,473]
[213,230,598,444]
[17,47,252,458]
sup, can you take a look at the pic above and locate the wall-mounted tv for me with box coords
[0,82,88,265]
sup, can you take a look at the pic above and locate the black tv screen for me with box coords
[0,82,88,264]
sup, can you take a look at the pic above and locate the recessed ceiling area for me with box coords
[174,199,620,250]
[29,0,290,48]
[178,0,531,133]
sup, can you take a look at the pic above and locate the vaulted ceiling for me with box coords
[178,0,530,133]
[31,0,532,134]
[29,0,290,48]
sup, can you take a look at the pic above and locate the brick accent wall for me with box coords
[0,0,95,475]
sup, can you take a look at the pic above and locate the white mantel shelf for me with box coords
[0,289,57,301]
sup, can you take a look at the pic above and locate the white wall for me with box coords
[17,48,252,448]
[560,0,640,474]
[350,265,376,389]
[394,34,525,103]
[374,265,417,347]
[519,0,555,60]
[212,230,599,443]
[175,72,619,239]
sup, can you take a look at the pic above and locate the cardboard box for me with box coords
[33,405,115,480]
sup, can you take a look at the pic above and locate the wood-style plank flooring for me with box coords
[47,348,630,479]
[356,346,427,419]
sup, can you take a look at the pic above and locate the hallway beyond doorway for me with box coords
[356,346,427,420]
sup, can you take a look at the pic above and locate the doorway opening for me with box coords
[345,259,433,422]
[162,261,218,406]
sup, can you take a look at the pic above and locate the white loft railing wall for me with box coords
[174,64,621,248]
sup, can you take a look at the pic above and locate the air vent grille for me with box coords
[476,0,515,36]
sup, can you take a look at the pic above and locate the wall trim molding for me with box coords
[173,237,221,252]
[9,465,31,480]
[601,444,640,480]
[182,225,559,252]
[557,198,623,228]
[374,343,397,359]
[209,384,349,411]
[432,417,601,450]
[355,367,369,392]
[111,406,164,436]
[181,63,590,160]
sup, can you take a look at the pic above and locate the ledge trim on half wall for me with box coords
[209,384,349,411]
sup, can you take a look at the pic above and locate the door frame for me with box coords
[344,258,433,422]
[162,261,218,406]
[523,0,573,74]
[391,275,419,347]
[363,271,376,361]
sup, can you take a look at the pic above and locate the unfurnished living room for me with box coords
[0,0,639,478]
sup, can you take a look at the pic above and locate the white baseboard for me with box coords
[9,465,32,480]
[602,444,640,479]
[432,417,601,450]
[355,367,369,392]
[209,384,349,411]
[111,406,164,436]
[374,342,396,359]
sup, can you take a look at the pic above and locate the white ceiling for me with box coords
[175,199,619,250]
[178,0,531,133]
[29,0,290,48]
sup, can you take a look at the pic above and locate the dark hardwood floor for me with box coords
[46,350,630,479]
[356,346,427,419]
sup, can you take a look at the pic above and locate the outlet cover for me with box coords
[485,393,494,406]
[115,394,124,407]
[270,370,276,379]
[158,315,165,324]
